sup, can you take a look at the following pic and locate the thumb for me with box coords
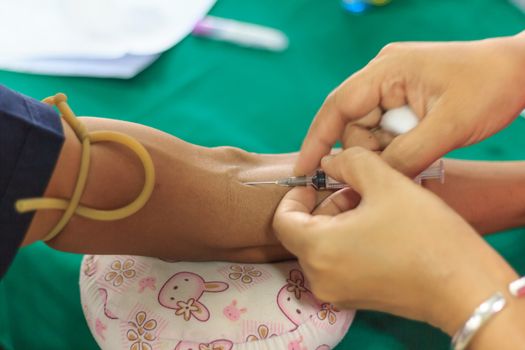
[273,187,319,255]
[381,99,463,177]
[321,147,402,197]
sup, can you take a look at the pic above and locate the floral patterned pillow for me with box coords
[80,255,355,350]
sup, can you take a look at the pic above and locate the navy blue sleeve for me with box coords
[0,86,64,279]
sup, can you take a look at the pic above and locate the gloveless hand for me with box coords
[295,33,525,177]
[274,147,519,335]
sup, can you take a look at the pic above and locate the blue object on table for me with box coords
[341,0,369,13]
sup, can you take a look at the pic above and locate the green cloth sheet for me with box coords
[1,0,524,348]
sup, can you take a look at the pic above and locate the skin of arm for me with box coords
[20,117,525,262]
[22,116,332,262]
[425,159,525,235]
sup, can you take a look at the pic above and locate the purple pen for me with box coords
[193,16,289,52]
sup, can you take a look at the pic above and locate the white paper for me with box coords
[0,54,160,79]
[510,0,525,12]
[0,0,216,78]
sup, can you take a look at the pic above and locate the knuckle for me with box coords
[378,42,404,56]
[332,88,347,113]
[333,84,359,117]
[323,90,339,112]
[326,90,337,102]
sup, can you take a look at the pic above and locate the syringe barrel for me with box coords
[324,177,348,190]
[414,160,445,184]
[312,159,444,190]
[278,176,309,187]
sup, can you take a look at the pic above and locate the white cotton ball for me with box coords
[380,106,419,135]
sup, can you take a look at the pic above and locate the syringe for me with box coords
[244,160,444,191]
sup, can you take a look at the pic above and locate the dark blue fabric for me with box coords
[0,86,64,279]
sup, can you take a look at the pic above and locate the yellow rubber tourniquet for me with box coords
[15,93,155,242]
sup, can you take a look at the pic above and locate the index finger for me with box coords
[294,71,381,175]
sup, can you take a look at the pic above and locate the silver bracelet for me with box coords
[451,292,506,350]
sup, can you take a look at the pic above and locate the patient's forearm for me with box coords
[24,117,328,262]
[25,116,523,260]
[425,159,525,234]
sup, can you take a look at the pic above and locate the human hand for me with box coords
[274,147,519,334]
[295,34,525,177]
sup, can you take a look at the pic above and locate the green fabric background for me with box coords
[1,0,525,349]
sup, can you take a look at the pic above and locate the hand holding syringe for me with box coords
[244,106,445,190]
[244,160,444,190]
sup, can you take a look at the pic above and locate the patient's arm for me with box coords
[22,116,525,262]
[425,159,525,235]
[23,117,331,262]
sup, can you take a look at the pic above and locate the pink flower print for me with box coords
[246,324,276,342]
[223,299,247,321]
[175,298,204,321]
[138,277,156,293]
[277,269,322,328]
[286,270,307,300]
[83,255,97,277]
[228,265,262,284]
[158,272,228,322]
[317,303,338,325]
[95,318,107,341]
[198,340,233,350]
[105,259,136,287]
[175,340,233,350]
[288,336,307,350]
[127,311,157,350]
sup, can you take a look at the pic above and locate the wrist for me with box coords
[429,249,519,336]
[467,290,525,350]
[209,145,332,228]
[451,291,506,350]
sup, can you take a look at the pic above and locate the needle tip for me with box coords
[243,181,277,186]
